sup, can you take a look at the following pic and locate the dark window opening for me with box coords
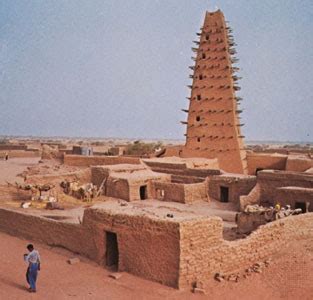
[202,53,206,59]
[199,74,203,80]
[205,34,209,40]
[220,186,229,203]
[106,231,119,269]
[197,95,201,101]
[140,185,147,200]
[196,116,200,122]
[197,137,201,142]
[295,202,306,213]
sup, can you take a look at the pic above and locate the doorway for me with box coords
[220,186,229,203]
[255,168,264,175]
[140,185,147,200]
[106,231,119,268]
[295,202,306,213]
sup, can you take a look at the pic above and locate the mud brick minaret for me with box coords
[181,10,247,174]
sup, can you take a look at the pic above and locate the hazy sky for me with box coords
[0,1,312,142]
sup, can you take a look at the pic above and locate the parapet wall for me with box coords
[63,155,141,167]
[178,213,313,289]
[239,171,313,209]
[0,150,40,158]
[258,171,313,205]
[0,208,97,260]
[151,181,207,204]
[247,153,287,175]
[285,156,313,172]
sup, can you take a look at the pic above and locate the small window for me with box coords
[197,137,201,142]
[196,116,200,122]
[205,34,209,40]
[199,74,203,80]
[202,53,206,59]
[197,95,201,101]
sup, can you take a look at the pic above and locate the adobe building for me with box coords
[178,10,247,174]
[1,8,313,294]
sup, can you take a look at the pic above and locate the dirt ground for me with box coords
[0,157,40,184]
[1,231,313,300]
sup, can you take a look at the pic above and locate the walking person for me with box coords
[24,244,41,293]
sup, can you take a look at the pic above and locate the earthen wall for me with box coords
[273,187,313,212]
[178,213,313,289]
[246,153,287,175]
[0,207,180,288]
[64,155,140,167]
[285,156,313,172]
[0,150,40,158]
[208,175,256,205]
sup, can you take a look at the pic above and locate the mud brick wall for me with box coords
[0,150,40,158]
[151,181,207,204]
[247,153,287,175]
[0,208,98,260]
[152,181,186,203]
[239,184,261,211]
[257,171,313,206]
[178,217,223,288]
[26,168,92,185]
[208,175,256,205]
[64,155,140,167]
[91,166,110,187]
[0,145,27,150]
[184,182,208,202]
[273,188,313,212]
[83,208,181,287]
[106,178,131,200]
[178,213,313,289]
[285,156,313,172]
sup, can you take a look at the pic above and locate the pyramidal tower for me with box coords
[181,10,247,174]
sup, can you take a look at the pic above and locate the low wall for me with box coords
[247,153,287,175]
[286,156,313,172]
[273,187,313,212]
[239,184,261,211]
[0,207,180,288]
[0,208,97,260]
[258,171,313,206]
[178,213,313,289]
[64,155,141,167]
[209,175,256,205]
[0,145,27,150]
[26,169,92,185]
[151,181,207,204]
[0,150,40,158]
